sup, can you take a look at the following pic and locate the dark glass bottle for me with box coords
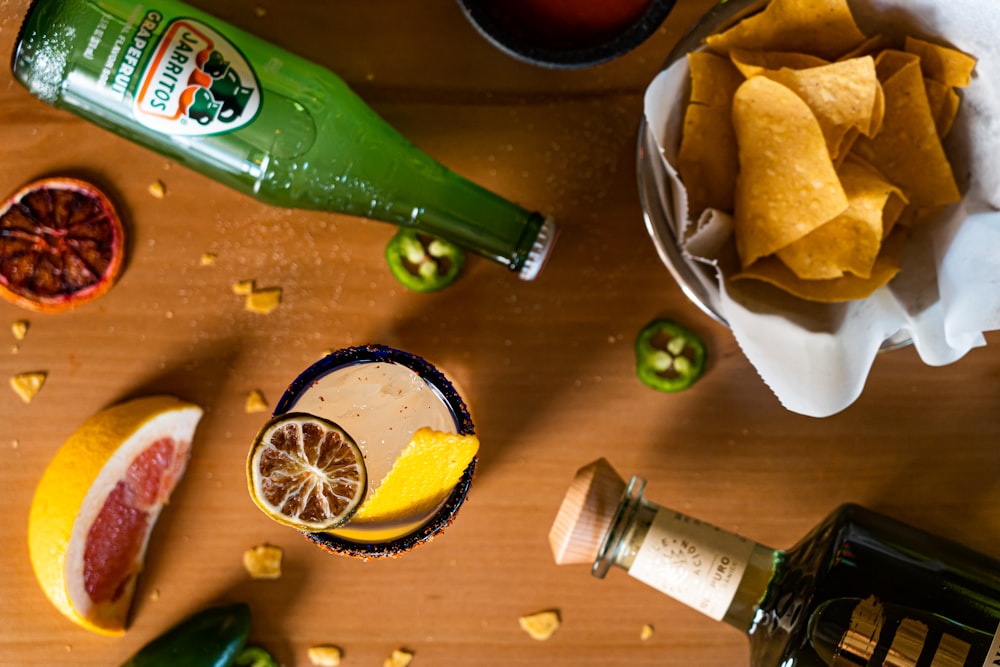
[549,459,1000,666]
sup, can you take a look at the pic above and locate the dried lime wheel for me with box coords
[247,413,367,531]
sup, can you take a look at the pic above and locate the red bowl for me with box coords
[457,0,677,69]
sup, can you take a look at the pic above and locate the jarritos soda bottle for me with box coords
[10,0,557,279]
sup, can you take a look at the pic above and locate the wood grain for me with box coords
[2,1,999,665]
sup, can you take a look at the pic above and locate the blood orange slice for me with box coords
[0,177,125,312]
[28,395,203,636]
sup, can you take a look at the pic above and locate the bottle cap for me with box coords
[518,216,558,281]
[549,458,626,566]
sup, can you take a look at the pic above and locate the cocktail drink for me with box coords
[259,345,476,558]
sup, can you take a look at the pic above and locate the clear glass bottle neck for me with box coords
[593,475,648,578]
[593,476,779,633]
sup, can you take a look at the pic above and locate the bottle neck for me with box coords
[594,476,778,632]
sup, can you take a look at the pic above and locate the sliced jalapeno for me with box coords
[385,229,464,292]
[233,646,279,667]
[635,318,707,392]
[118,602,251,667]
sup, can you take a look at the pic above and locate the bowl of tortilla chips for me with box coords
[642,0,974,321]
[638,0,988,415]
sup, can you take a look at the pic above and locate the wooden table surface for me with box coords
[3,1,1000,665]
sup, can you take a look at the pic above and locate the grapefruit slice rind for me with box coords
[350,427,479,525]
[28,395,203,636]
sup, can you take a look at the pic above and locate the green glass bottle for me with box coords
[10,0,557,278]
[551,459,1000,666]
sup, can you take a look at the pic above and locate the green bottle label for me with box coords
[129,16,261,135]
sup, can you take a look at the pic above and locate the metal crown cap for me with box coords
[518,216,558,281]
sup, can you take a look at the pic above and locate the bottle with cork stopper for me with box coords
[550,458,1000,666]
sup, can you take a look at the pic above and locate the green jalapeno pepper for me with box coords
[233,646,279,667]
[385,229,464,292]
[634,318,707,392]
[118,602,251,667]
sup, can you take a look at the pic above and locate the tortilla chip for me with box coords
[881,191,908,238]
[838,33,893,60]
[833,128,860,166]
[731,77,849,267]
[678,52,743,216]
[759,57,880,155]
[688,51,746,107]
[732,226,908,302]
[923,77,961,137]
[706,0,866,60]
[729,48,828,78]
[873,49,921,82]
[775,156,903,279]
[868,82,886,137]
[904,36,976,88]
[678,105,739,215]
[895,204,942,229]
[851,60,961,206]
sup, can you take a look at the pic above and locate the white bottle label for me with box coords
[133,18,261,135]
[983,623,1000,667]
[628,509,756,621]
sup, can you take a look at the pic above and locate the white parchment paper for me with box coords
[643,0,1000,417]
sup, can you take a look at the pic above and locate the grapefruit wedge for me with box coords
[28,395,203,636]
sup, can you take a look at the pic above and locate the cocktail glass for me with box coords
[270,344,476,558]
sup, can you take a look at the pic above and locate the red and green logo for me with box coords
[134,19,260,135]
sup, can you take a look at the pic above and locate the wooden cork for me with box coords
[549,458,626,566]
